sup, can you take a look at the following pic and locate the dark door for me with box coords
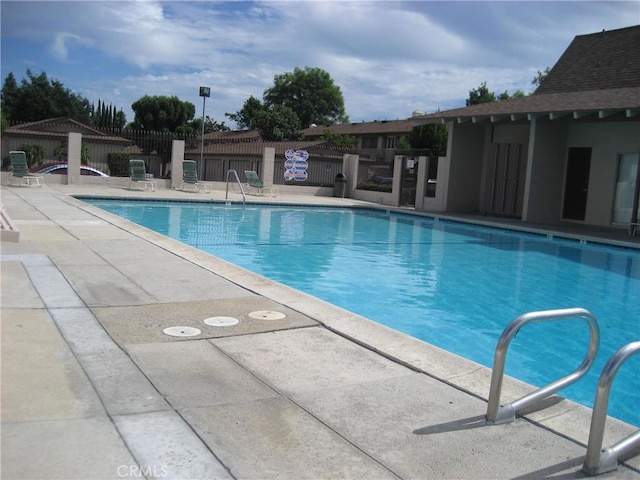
[484,143,525,217]
[562,147,591,221]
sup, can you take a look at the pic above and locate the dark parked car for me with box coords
[29,162,109,177]
[368,175,393,185]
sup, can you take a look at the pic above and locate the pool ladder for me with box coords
[225,169,246,205]
[484,308,639,475]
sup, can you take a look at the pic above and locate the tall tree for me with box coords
[532,67,551,90]
[262,67,348,128]
[409,124,448,156]
[466,81,496,106]
[131,95,196,132]
[1,69,92,123]
[225,96,264,130]
[252,105,302,141]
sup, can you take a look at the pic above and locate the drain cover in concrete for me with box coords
[204,316,240,327]
[163,326,201,337]
[248,310,286,320]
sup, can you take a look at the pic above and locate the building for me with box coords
[1,117,131,173]
[412,25,640,231]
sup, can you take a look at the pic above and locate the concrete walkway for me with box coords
[1,182,638,480]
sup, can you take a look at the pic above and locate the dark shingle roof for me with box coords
[415,87,640,123]
[413,25,640,125]
[535,25,640,94]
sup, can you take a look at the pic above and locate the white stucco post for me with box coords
[261,147,276,186]
[342,153,359,198]
[521,117,537,221]
[66,132,82,185]
[392,155,404,207]
[170,140,185,190]
[414,156,428,211]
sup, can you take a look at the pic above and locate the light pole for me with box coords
[199,86,210,164]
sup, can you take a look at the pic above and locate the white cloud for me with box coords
[2,0,638,127]
[50,33,93,61]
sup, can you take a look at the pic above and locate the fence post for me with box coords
[67,132,82,185]
[340,154,359,199]
[262,147,276,187]
[171,140,185,190]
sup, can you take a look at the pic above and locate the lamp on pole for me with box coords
[199,86,211,164]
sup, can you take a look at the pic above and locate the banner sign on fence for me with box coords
[284,149,309,181]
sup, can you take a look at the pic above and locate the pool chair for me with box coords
[129,159,157,192]
[182,160,210,193]
[9,151,44,187]
[244,170,279,197]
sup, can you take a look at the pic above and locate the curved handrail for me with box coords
[583,341,640,476]
[486,308,600,424]
[226,169,246,205]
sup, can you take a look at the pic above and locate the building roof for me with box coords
[302,119,414,137]
[202,129,262,142]
[413,25,640,126]
[4,117,131,144]
[535,25,640,95]
[414,87,640,124]
[186,140,349,159]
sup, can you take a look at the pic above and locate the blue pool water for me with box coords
[85,199,640,426]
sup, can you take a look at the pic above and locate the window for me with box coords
[612,152,640,224]
[361,136,378,149]
[386,136,396,149]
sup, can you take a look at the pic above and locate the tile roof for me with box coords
[301,119,414,136]
[202,129,262,142]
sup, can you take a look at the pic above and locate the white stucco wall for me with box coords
[524,122,569,223]
[567,122,640,226]
[446,123,485,211]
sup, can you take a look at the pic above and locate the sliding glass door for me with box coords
[612,153,640,224]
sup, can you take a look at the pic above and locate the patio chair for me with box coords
[244,170,279,197]
[9,151,44,187]
[182,160,210,193]
[129,159,157,192]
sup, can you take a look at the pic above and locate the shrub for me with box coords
[108,152,130,177]
[19,143,45,167]
[356,182,392,193]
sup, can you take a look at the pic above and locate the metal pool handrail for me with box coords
[583,341,640,476]
[226,169,246,205]
[486,308,600,424]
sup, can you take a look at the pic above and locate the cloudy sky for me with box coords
[1,1,638,128]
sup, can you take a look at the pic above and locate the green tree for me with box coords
[1,70,91,123]
[409,124,447,156]
[91,99,127,129]
[181,115,230,136]
[131,95,196,131]
[262,67,348,128]
[53,138,90,163]
[19,143,45,167]
[225,96,264,130]
[252,105,302,141]
[466,81,496,106]
[0,110,8,133]
[320,130,356,149]
[532,67,551,89]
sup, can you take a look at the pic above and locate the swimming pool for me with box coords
[85,199,640,426]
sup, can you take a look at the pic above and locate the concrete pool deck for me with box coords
[1,182,639,479]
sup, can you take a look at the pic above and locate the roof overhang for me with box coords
[413,87,640,126]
